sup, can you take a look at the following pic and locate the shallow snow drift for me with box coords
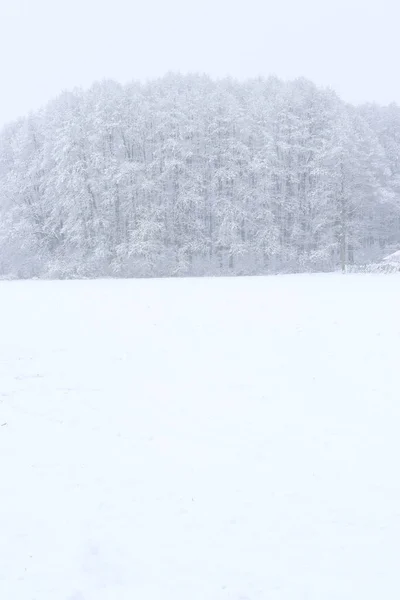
[1,274,400,600]
[383,249,400,262]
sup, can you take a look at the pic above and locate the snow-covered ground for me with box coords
[383,249,400,262]
[1,273,400,600]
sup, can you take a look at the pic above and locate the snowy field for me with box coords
[1,273,400,600]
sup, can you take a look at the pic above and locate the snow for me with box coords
[1,273,400,600]
[383,249,400,262]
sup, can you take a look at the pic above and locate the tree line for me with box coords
[0,74,399,278]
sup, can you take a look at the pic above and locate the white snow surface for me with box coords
[1,273,400,600]
[383,249,400,262]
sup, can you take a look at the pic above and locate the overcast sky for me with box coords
[0,0,399,126]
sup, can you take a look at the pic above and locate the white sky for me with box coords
[0,0,399,126]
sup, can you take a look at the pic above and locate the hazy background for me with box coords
[1,0,399,126]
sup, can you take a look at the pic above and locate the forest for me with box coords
[0,73,399,278]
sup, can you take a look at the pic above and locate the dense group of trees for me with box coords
[0,74,399,278]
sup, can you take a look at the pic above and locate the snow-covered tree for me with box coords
[0,74,399,278]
